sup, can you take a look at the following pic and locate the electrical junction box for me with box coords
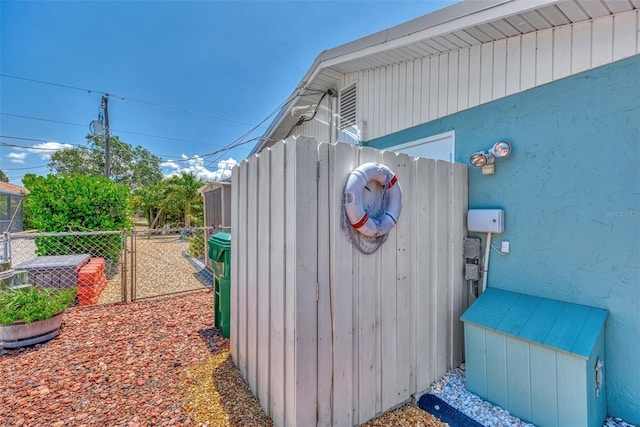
[465,263,481,281]
[468,209,504,233]
[463,238,482,259]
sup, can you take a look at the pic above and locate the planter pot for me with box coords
[0,311,64,349]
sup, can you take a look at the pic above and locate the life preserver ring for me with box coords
[344,162,402,237]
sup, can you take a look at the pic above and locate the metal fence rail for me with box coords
[2,227,215,305]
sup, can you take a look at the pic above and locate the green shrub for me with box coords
[188,229,205,258]
[22,174,131,264]
[0,287,76,325]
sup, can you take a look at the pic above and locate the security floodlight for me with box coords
[469,141,512,174]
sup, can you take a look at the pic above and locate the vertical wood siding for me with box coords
[232,137,468,426]
[329,11,639,142]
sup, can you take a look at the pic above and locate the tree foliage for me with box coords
[0,170,8,183]
[22,174,132,262]
[48,135,162,191]
[135,172,206,228]
[23,174,132,232]
[164,172,205,227]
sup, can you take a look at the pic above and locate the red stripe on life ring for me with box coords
[386,175,398,189]
[352,213,369,229]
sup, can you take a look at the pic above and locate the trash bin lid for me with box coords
[208,232,231,261]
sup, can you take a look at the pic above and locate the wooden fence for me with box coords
[231,137,469,426]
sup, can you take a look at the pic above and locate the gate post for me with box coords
[130,229,137,302]
[120,230,128,303]
[2,233,9,262]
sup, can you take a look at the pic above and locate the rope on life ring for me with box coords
[344,162,402,238]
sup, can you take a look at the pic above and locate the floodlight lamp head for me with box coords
[470,152,489,167]
[469,140,512,174]
[489,141,511,158]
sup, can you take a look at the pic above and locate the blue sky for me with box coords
[1,0,455,187]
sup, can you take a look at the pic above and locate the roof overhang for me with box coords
[199,180,231,196]
[250,0,635,155]
[0,182,29,196]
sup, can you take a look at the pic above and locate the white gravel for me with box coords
[427,364,637,427]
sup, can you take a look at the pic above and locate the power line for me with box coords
[2,72,303,160]
[0,141,77,150]
[198,93,295,166]
[0,135,52,143]
[0,74,124,98]
[2,81,305,178]
[1,73,259,127]
[0,112,225,148]
[123,97,257,127]
[1,113,88,129]
[1,163,50,171]
[112,128,223,147]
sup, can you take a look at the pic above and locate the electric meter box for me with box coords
[468,209,504,233]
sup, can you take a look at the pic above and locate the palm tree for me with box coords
[166,172,205,227]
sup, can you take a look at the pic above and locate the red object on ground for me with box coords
[76,258,108,305]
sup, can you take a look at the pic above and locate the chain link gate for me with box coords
[2,227,215,305]
[129,227,214,301]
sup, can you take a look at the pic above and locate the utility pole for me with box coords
[101,95,111,178]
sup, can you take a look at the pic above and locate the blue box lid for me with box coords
[461,288,608,359]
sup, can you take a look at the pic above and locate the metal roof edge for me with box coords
[252,0,560,155]
[317,0,510,63]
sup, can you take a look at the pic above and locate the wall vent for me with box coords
[339,84,357,130]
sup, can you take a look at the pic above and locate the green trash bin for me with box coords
[208,232,231,338]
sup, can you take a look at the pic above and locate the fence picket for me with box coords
[356,146,383,421]
[257,149,272,411]
[269,142,287,426]
[329,141,356,426]
[316,143,332,426]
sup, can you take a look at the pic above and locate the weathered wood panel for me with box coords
[257,150,271,414]
[269,142,286,426]
[232,137,468,426]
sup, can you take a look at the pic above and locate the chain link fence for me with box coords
[1,227,215,305]
[2,231,127,305]
[130,227,214,301]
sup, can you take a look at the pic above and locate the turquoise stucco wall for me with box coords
[367,54,640,423]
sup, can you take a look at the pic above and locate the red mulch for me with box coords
[0,290,225,427]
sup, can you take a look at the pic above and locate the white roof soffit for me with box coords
[253,0,590,153]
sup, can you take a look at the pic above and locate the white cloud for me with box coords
[4,141,74,168]
[160,159,180,169]
[26,141,74,160]
[162,155,238,181]
[8,152,27,164]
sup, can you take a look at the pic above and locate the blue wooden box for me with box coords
[460,288,608,427]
